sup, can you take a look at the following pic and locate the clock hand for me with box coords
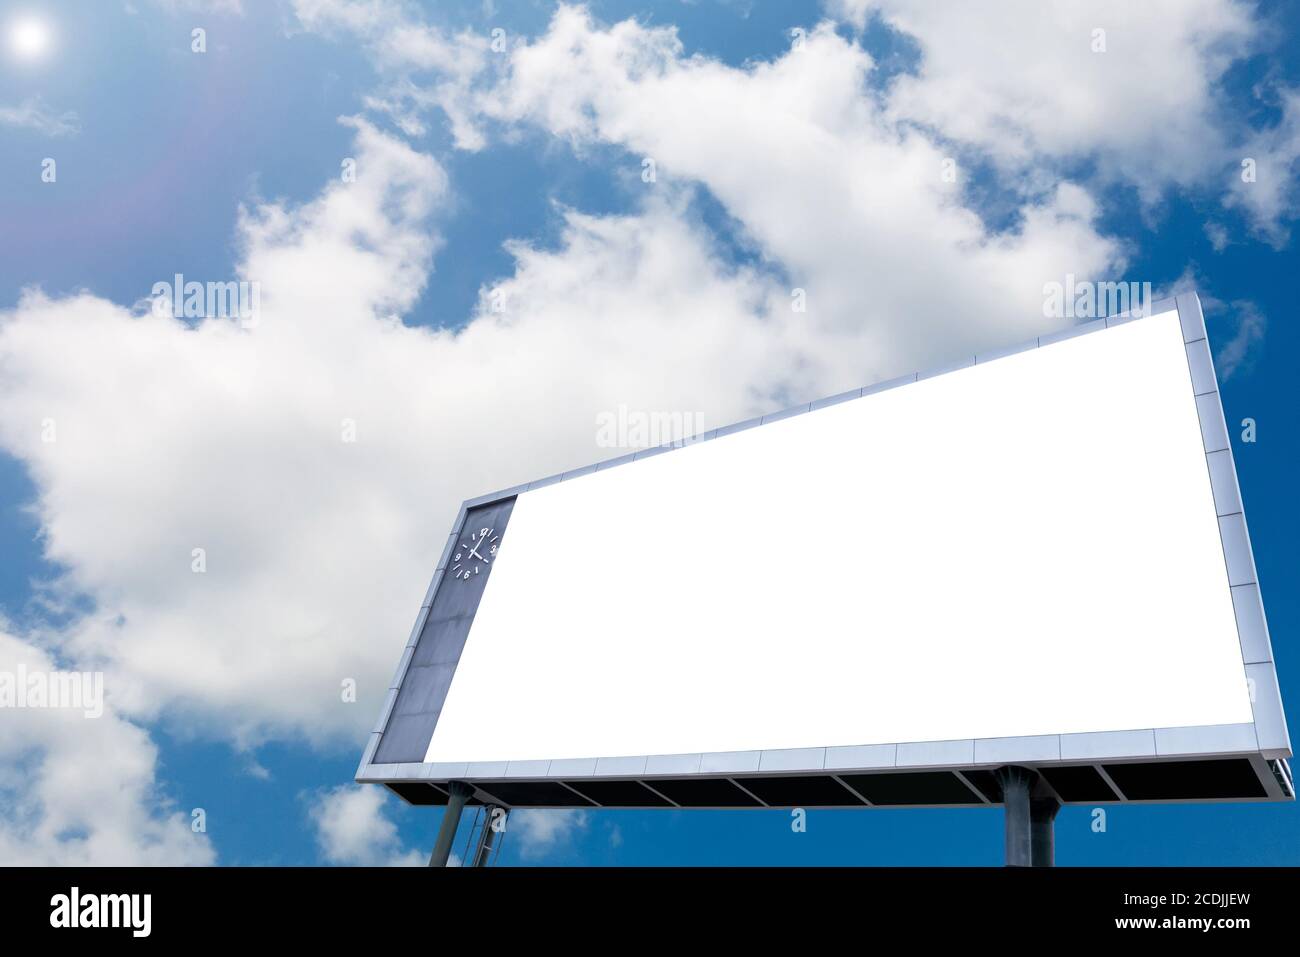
[468,528,493,562]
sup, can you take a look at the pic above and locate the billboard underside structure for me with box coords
[360,294,1292,811]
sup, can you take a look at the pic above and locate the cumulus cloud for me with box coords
[832,0,1258,202]
[0,117,452,747]
[473,9,1122,383]
[0,629,214,865]
[3,0,1292,865]
[309,785,425,866]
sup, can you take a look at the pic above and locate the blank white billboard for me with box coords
[424,308,1255,765]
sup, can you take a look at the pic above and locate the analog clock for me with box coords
[452,526,499,581]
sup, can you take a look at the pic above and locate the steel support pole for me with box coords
[995,765,1036,867]
[1030,796,1060,867]
[472,806,507,867]
[428,781,474,868]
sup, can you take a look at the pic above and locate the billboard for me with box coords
[360,294,1292,810]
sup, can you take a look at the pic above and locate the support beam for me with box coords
[472,806,508,867]
[428,781,474,868]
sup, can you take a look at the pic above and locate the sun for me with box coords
[9,15,53,61]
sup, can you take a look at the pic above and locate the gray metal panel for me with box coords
[1175,291,1208,343]
[1205,449,1243,516]
[1217,512,1257,587]
[824,744,897,770]
[356,732,381,780]
[1145,296,1178,319]
[762,403,811,425]
[1230,583,1273,664]
[371,689,398,734]
[1059,729,1156,761]
[897,739,974,767]
[424,762,469,779]
[916,355,974,380]
[526,473,562,491]
[373,714,440,765]
[372,499,517,766]
[645,753,702,775]
[1246,663,1292,756]
[1185,338,1218,395]
[1155,723,1257,756]
[548,758,598,777]
[410,615,473,667]
[595,451,637,472]
[463,484,528,509]
[973,734,1060,764]
[700,751,761,774]
[432,533,457,575]
[595,755,648,776]
[387,647,414,690]
[758,747,826,772]
[975,339,1038,364]
[632,444,675,461]
[810,388,863,410]
[466,761,509,777]
[713,416,763,439]
[1194,392,1230,453]
[861,372,917,396]
[503,760,552,778]
[391,663,455,716]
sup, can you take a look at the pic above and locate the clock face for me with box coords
[452,526,499,582]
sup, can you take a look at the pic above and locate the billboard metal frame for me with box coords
[358,293,1292,811]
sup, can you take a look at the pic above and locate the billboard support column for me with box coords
[472,805,508,867]
[1030,795,1061,867]
[996,765,1038,867]
[428,780,473,868]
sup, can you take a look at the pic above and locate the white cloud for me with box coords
[1204,221,1231,251]
[0,98,79,136]
[832,0,1258,203]
[1200,295,1268,380]
[507,808,588,860]
[1225,88,1300,246]
[3,0,1290,864]
[291,0,494,148]
[309,785,425,866]
[475,9,1123,382]
[0,629,214,865]
[0,117,453,747]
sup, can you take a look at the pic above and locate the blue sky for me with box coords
[0,0,1298,866]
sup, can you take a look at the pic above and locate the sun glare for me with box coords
[9,16,53,61]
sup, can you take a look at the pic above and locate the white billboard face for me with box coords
[423,309,1256,765]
